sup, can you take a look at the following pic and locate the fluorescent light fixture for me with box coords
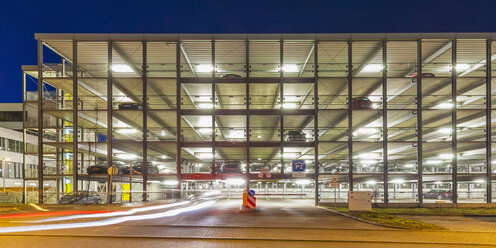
[257,135,262,139]
[304,160,313,164]
[196,64,213,73]
[360,159,377,165]
[404,164,415,168]
[197,153,213,159]
[366,180,376,185]
[295,179,311,185]
[438,128,452,134]
[455,64,470,70]
[439,153,453,159]
[358,153,380,159]
[426,160,442,165]
[227,130,245,139]
[283,153,300,159]
[435,102,453,109]
[353,128,378,136]
[371,103,379,109]
[161,130,166,136]
[282,64,299,73]
[162,180,178,185]
[390,179,405,184]
[282,103,298,109]
[197,103,213,109]
[258,158,262,161]
[361,64,383,73]
[474,179,485,183]
[116,154,137,160]
[161,155,167,159]
[434,181,442,184]
[198,128,212,134]
[112,64,134,73]
[225,178,245,185]
[116,128,137,134]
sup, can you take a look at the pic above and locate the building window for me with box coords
[0,111,23,122]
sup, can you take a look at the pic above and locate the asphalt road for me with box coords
[1,199,495,247]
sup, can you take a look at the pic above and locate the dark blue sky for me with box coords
[1,0,495,103]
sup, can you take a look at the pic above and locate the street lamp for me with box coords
[2,157,10,192]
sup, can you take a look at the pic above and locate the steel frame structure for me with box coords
[25,33,496,206]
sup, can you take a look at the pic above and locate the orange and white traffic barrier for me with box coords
[246,195,256,209]
[239,189,257,213]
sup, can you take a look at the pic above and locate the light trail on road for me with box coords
[32,201,191,223]
[0,201,215,234]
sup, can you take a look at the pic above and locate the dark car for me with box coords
[221,74,242,78]
[58,191,102,204]
[118,103,143,110]
[408,73,436,83]
[423,189,452,200]
[121,162,160,175]
[287,130,306,141]
[87,162,124,175]
[346,97,373,110]
[217,161,242,173]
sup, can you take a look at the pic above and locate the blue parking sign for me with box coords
[292,160,306,172]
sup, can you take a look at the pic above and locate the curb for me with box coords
[317,206,407,229]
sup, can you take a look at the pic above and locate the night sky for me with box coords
[1,0,495,103]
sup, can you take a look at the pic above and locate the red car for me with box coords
[346,97,373,110]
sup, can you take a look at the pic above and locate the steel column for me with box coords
[486,39,492,203]
[246,39,250,191]
[212,40,216,180]
[37,40,44,204]
[106,41,113,204]
[452,40,458,203]
[314,40,319,206]
[382,40,389,204]
[22,72,27,203]
[176,42,183,199]
[347,40,353,190]
[417,40,423,205]
[142,41,148,202]
[73,40,79,201]
[280,40,284,178]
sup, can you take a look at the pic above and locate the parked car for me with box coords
[346,97,373,110]
[221,73,242,78]
[58,191,102,204]
[287,130,306,141]
[408,73,436,83]
[118,103,143,110]
[217,160,242,173]
[120,162,160,175]
[87,162,124,175]
[423,189,453,200]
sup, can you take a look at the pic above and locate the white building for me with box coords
[0,126,38,203]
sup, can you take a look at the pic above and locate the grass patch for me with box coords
[369,207,496,216]
[327,207,445,230]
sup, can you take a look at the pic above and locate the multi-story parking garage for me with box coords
[21,33,496,205]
